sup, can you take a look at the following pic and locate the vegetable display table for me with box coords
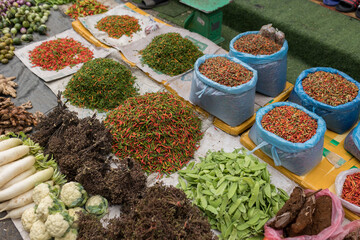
[240,123,360,221]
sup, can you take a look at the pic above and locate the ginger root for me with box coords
[0,97,41,135]
[0,74,18,98]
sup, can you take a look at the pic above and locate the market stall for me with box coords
[1,0,360,239]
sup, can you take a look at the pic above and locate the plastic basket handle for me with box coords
[195,86,208,98]
[248,140,282,166]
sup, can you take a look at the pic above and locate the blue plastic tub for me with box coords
[249,102,326,176]
[189,54,257,127]
[289,67,360,134]
[229,31,288,97]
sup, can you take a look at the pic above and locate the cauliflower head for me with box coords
[21,206,38,232]
[36,195,66,222]
[54,228,78,240]
[33,183,55,205]
[29,220,51,240]
[85,195,108,218]
[45,211,73,238]
[68,207,85,228]
[60,182,88,208]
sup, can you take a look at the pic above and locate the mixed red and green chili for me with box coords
[302,71,358,106]
[233,34,282,55]
[199,56,253,87]
[261,105,318,143]
[104,92,203,175]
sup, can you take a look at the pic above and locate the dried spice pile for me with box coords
[233,34,282,55]
[66,0,108,20]
[141,32,203,76]
[302,71,359,106]
[199,56,253,87]
[341,172,360,207]
[0,74,17,97]
[104,92,203,175]
[0,97,42,134]
[31,95,147,206]
[63,58,138,111]
[77,184,215,240]
[96,15,141,39]
[261,105,318,143]
[29,38,94,71]
[269,187,332,237]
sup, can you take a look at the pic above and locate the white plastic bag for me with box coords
[335,168,360,215]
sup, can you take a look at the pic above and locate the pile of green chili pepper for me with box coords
[64,58,138,111]
[141,32,203,76]
[104,92,203,175]
[178,148,289,240]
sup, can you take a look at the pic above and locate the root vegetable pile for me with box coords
[233,34,282,55]
[66,0,108,20]
[199,56,253,87]
[269,187,332,237]
[31,95,146,206]
[0,98,42,134]
[302,71,359,106]
[0,74,17,97]
[29,38,94,71]
[63,58,138,111]
[140,32,203,76]
[95,15,141,39]
[261,105,318,143]
[104,92,203,175]
[77,183,215,240]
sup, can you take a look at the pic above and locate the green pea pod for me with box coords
[178,177,187,190]
[229,227,238,240]
[232,209,242,222]
[215,181,227,196]
[217,176,227,188]
[228,198,242,216]
[242,177,255,188]
[206,205,218,215]
[255,217,270,231]
[200,196,207,209]
[223,222,235,239]
[237,222,249,231]
[227,182,237,199]
[248,182,260,208]
[264,183,272,199]
[247,214,261,226]
[219,196,229,216]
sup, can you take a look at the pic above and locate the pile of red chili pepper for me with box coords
[302,71,358,107]
[199,56,253,87]
[341,172,360,207]
[104,92,203,175]
[96,15,141,39]
[66,0,108,20]
[233,34,282,55]
[29,38,94,71]
[141,32,203,76]
[261,105,318,143]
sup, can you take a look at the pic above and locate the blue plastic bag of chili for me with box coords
[249,102,326,176]
[289,67,360,134]
[344,123,360,161]
[229,31,288,97]
[189,54,257,127]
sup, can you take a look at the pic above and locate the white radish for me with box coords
[0,189,33,212]
[0,156,35,188]
[0,203,35,220]
[0,145,30,167]
[0,202,8,212]
[0,167,54,202]
[0,167,36,190]
[0,138,23,152]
